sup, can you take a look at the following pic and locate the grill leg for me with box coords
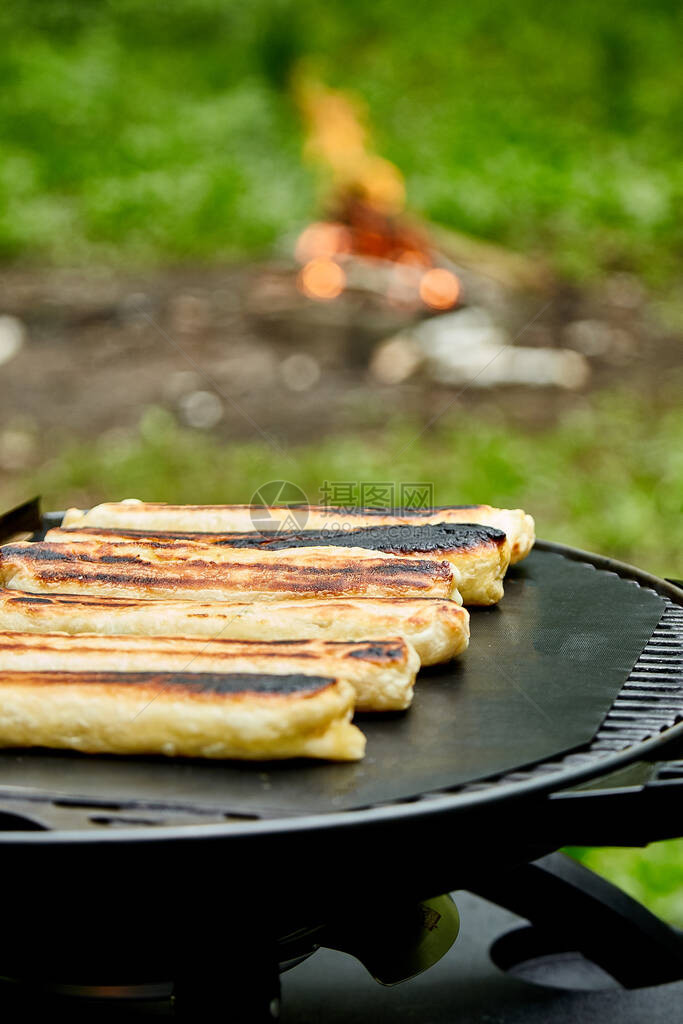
[172,938,280,1021]
[467,850,683,989]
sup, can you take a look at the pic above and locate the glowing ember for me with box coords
[298,259,346,301]
[397,249,431,268]
[295,222,352,263]
[419,268,461,310]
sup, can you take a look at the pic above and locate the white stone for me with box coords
[413,307,589,389]
[0,315,26,366]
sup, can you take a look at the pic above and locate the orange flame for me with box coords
[296,76,406,216]
[293,72,460,311]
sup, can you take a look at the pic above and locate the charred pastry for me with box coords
[0,541,460,603]
[62,500,536,563]
[0,631,421,712]
[45,521,507,605]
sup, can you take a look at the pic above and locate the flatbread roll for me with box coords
[0,542,459,603]
[46,522,508,605]
[0,633,420,712]
[0,670,364,760]
[62,500,535,563]
[0,592,470,666]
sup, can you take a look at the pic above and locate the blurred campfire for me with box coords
[293,76,461,312]
[282,73,590,390]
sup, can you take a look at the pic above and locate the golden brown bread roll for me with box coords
[0,541,460,603]
[0,632,420,712]
[46,521,507,605]
[0,591,469,666]
[0,668,364,760]
[62,500,535,563]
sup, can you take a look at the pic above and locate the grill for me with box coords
[0,502,681,1018]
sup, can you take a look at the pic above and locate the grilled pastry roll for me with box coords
[0,542,459,603]
[46,522,508,605]
[0,669,365,760]
[0,592,469,666]
[62,500,535,563]
[0,632,419,712]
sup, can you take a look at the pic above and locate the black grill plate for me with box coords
[0,547,665,820]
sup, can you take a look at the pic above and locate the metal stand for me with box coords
[172,935,281,1020]
[468,851,683,989]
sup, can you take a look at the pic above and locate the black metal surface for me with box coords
[0,540,669,827]
[1,509,681,1020]
[3,888,680,1019]
[0,512,681,848]
[280,891,683,1023]
[0,496,42,543]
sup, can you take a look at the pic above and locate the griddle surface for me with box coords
[0,549,665,818]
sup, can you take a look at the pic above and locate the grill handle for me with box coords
[545,751,683,847]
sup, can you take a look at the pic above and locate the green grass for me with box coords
[1,1,682,284]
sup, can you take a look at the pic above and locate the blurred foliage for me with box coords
[568,842,683,926]
[1,0,682,283]
[4,386,682,578]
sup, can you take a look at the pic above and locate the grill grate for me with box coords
[595,602,683,750]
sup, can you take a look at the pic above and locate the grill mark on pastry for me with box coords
[2,545,143,566]
[0,592,459,616]
[0,669,334,698]
[51,523,504,552]
[1,545,452,593]
[3,593,154,609]
[31,567,444,587]
[343,642,406,660]
[0,635,407,658]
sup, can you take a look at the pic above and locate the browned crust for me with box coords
[61,501,535,564]
[46,523,507,556]
[0,591,452,613]
[0,632,409,666]
[0,542,455,599]
[0,669,335,701]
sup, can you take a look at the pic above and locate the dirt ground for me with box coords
[0,263,680,470]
